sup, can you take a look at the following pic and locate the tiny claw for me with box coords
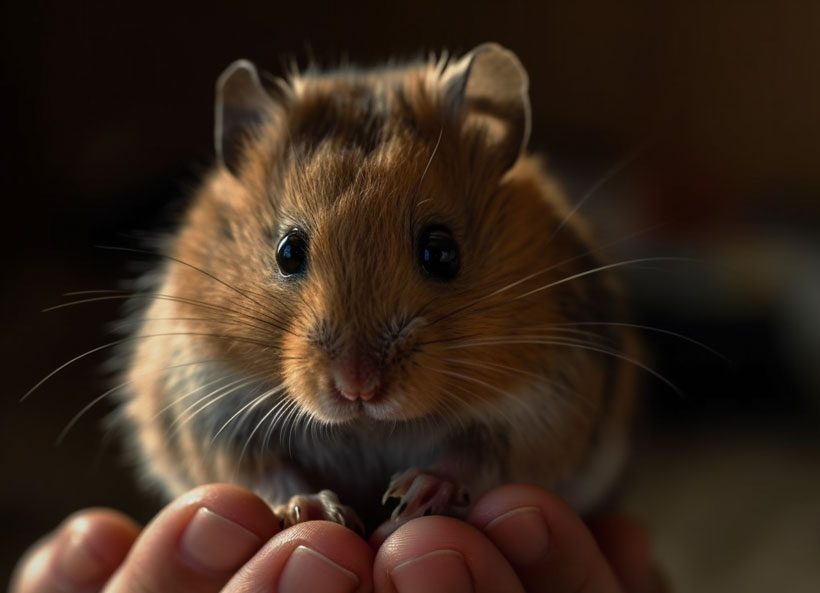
[381,468,469,525]
[382,487,401,505]
[273,490,362,534]
[391,501,408,521]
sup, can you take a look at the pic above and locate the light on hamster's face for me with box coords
[272,187,468,426]
[205,48,539,429]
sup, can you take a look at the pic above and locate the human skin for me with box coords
[10,484,662,593]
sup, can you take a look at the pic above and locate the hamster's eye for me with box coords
[276,230,308,276]
[418,225,459,281]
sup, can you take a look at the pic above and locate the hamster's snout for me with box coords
[331,347,380,401]
[286,314,431,422]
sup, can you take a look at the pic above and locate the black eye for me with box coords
[276,230,308,276]
[418,225,459,281]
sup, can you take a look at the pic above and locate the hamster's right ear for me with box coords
[215,60,276,176]
[441,44,531,172]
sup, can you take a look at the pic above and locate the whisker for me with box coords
[152,373,238,422]
[56,358,216,444]
[418,326,611,348]
[267,397,299,448]
[545,142,649,249]
[423,365,510,398]
[262,395,297,449]
[444,356,544,382]
[167,376,262,434]
[423,355,598,440]
[225,390,279,452]
[46,292,293,338]
[513,257,699,301]
[425,224,666,326]
[95,245,298,335]
[209,388,274,445]
[434,332,612,349]
[134,316,282,341]
[442,356,599,417]
[63,289,129,297]
[550,321,727,360]
[235,386,288,473]
[21,331,280,403]
[443,337,682,396]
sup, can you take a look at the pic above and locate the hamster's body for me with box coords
[119,45,639,534]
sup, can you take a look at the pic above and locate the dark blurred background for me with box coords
[3,1,819,591]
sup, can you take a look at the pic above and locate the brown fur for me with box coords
[120,49,638,525]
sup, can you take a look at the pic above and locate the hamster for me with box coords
[118,43,639,538]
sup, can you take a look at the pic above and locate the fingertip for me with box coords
[468,482,573,529]
[104,483,279,592]
[223,520,374,593]
[11,509,140,593]
[174,482,281,542]
[375,516,524,593]
[10,535,56,593]
[162,483,280,576]
[468,483,595,566]
[468,483,622,592]
[60,508,141,569]
[468,483,569,570]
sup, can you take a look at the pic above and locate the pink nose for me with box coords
[331,349,379,401]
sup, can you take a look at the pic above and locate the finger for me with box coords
[10,509,139,593]
[222,519,373,593]
[374,515,526,593]
[468,484,623,593]
[103,483,278,593]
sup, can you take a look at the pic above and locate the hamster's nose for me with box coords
[331,348,380,401]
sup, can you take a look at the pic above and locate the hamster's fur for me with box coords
[119,44,639,533]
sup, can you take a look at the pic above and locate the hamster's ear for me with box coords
[215,60,276,176]
[441,43,531,171]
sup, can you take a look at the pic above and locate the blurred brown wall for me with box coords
[2,0,819,246]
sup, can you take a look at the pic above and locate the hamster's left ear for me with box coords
[442,43,531,171]
[215,60,276,176]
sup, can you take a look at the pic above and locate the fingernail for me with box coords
[279,545,359,593]
[180,507,262,572]
[57,523,108,585]
[484,506,549,566]
[390,550,473,593]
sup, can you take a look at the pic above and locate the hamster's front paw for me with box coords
[371,468,470,545]
[273,489,364,535]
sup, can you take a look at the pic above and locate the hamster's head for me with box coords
[169,45,611,434]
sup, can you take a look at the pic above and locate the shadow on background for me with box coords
[2,1,819,590]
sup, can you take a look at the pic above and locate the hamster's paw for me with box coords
[272,489,364,536]
[371,468,470,545]
[384,467,470,521]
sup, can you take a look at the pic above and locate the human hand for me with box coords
[371,483,666,593]
[9,484,373,593]
[10,483,664,592]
